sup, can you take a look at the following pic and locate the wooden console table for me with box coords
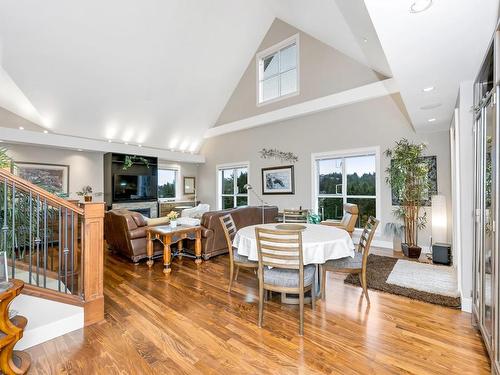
[0,279,30,375]
[146,225,202,274]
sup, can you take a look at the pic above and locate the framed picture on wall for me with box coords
[12,162,70,196]
[183,176,196,194]
[262,165,295,195]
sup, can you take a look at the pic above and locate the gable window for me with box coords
[217,164,249,209]
[257,34,299,105]
[312,149,380,228]
[158,168,177,199]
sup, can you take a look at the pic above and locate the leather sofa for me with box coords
[199,206,278,260]
[105,209,164,263]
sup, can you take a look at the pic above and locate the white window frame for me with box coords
[216,162,250,210]
[158,166,180,201]
[311,147,381,230]
[256,34,300,106]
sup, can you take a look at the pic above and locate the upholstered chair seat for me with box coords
[232,248,257,264]
[263,264,316,288]
[323,252,363,270]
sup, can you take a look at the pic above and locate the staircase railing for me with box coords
[0,168,104,326]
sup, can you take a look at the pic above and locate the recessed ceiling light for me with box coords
[428,118,437,123]
[362,37,368,43]
[107,139,112,143]
[423,86,435,92]
[420,103,442,110]
[43,130,49,134]
[124,142,129,145]
[19,126,24,130]
[138,144,142,147]
[410,0,433,13]
[77,149,83,152]
[0,140,3,143]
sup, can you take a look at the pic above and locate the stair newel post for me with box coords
[81,202,105,326]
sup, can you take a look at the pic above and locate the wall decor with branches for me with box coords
[259,148,298,164]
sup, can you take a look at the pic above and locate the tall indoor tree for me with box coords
[385,139,430,257]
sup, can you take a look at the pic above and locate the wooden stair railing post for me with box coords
[81,202,105,326]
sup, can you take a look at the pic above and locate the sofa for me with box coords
[199,205,278,260]
[105,209,164,263]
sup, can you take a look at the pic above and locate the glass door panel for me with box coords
[482,94,496,342]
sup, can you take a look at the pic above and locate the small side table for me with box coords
[0,279,30,375]
[146,225,202,274]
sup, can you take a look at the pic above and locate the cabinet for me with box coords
[473,27,500,375]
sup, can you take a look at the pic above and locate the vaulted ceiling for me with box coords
[0,0,497,157]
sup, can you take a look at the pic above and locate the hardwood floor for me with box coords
[25,249,490,374]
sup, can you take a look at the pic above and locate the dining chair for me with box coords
[219,214,257,293]
[255,227,316,335]
[320,203,359,237]
[282,209,309,223]
[320,216,379,303]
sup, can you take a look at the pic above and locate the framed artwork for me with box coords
[13,162,70,196]
[262,165,295,195]
[391,155,437,207]
[184,176,196,194]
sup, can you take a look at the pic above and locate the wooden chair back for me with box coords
[357,216,379,267]
[255,227,304,271]
[219,214,237,263]
[283,209,309,223]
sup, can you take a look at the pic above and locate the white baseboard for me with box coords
[461,296,472,313]
[11,294,84,350]
[353,236,431,253]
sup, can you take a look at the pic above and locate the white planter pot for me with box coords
[170,220,177,228]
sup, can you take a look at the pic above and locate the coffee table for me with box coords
[146,224,202,274]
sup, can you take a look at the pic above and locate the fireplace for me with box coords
[111,201,159,218]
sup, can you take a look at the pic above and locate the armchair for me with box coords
[321,203,358,237]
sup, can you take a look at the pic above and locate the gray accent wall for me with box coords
[200,95,452,247]
[215,18,384,126]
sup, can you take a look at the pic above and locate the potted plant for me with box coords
[76,185,98,202]
[166,211,179,228]
[0,147,12,170]
[384,222,405,252]
[385,139,430,259]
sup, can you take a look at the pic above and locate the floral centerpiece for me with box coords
[166,211,179,228]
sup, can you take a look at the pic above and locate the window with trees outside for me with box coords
[218,166,248,209]
[158,169,177,199]
[315,153,377,228]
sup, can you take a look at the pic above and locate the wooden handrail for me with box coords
[0,168,84,214]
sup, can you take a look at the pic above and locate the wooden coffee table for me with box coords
[146,225,202,274]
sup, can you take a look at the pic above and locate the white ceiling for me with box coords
[0,0,390,154]
[364,0,499,131]
[1,0,495,153]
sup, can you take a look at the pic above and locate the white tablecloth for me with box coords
[233,224,355,265]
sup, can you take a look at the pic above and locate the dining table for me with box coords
[233,223,355,303]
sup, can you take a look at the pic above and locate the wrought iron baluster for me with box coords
[70,210,74,294]
[11,182,15,279]
[1,178,8,256]
[64,207,69,294]
[29,191,33,284]
[35,195,41,287]
[43,198,47,289]
[58,207,62,292]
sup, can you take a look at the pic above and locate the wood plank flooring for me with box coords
[25,250,490,374]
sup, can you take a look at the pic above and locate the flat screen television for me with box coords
[113,175,157,201]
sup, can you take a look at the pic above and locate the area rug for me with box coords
[344,254,461,308]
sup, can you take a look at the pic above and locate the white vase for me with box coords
[170,220,177,228]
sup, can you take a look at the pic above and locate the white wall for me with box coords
[199,95,452,248]
[455,81,475,312]
[4,143,104,201]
